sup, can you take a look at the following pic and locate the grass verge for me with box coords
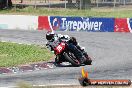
[0,42,53,67]
[1,6,132,18]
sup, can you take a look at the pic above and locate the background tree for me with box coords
[0,0,12,9]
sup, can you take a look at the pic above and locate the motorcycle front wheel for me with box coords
[63,51,81,67]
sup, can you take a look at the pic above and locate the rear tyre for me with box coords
[84,55,92,65]
[64,51,81,67]
[84,60,92,65]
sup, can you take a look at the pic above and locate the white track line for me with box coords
[0,84,79,88]
[1,82,132,88]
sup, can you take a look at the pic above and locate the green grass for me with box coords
[0,42,53,67]
[1,6,132,18]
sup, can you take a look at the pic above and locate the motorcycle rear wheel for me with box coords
[83,54,92,65]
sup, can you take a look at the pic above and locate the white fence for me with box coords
[3,0,132,9]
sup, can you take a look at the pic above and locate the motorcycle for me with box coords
[50,39,92,67]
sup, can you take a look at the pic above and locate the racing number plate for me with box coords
[56,42,65,54]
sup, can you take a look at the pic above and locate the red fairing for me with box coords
[55,42,66,54]
[38,16,51,31]
[114,18,130,32]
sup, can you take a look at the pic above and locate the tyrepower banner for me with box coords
[38,16,115,32]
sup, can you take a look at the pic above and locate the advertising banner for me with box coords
[38,16,115,32]
[38,16,51,31]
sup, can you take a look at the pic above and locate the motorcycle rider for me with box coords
[46,31,85,64]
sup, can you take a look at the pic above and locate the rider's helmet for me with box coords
[46,31,55,40]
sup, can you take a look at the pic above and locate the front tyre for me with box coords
[63,51,81,67]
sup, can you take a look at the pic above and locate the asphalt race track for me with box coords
[0,29,132,87]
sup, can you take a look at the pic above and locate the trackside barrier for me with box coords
[0,15,38,30]
[38,16,132,33]
[114,18,132,33]
[0,15,132,33]
[38,16,115,32]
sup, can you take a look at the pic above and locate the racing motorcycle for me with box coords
[50,39,92,67]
